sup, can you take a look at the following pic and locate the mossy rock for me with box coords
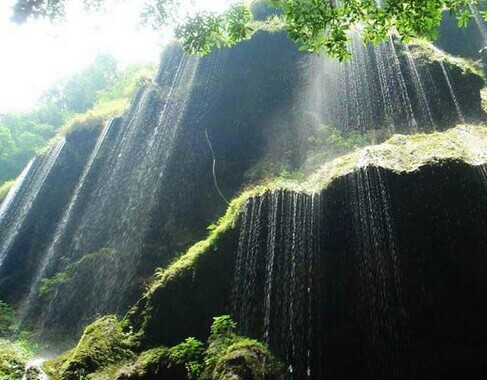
[209,339,286,380]
[110,347,187,380]
[126,124,487,348]
[45,316,135,380]
[0,339,33,379]
[407,38,483,77]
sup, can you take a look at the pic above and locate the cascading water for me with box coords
[19,119,116,320]
[440,61,466,123]
[0,138,65,267]
[347,166,406,378]
[0,158,35,222]
[232,190,317,378]
[469,4,487,45]
[403,46,435,130]
[1,15,484,344]
[232,166,407,379]
[19,48,201,330]
[305,33,469,136]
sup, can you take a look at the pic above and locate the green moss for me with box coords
[0,180,15,205]
[200,316,284,379]
[100,316,283,380]
[100,347,184,380]
[59,98,128,136]
[305,124,487,190]
[407,38,483,77]
[39,248,116,296]
[46,315,135,380]
[145,124,487,305]
[95,340,205,380]
[0,339,33,379]
[210,338,285,380]
[146,186,268,295]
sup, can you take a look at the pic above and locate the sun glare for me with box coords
[0,0,239,113]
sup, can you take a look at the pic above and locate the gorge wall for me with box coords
[125,125,487,379]
[0,4,486,364]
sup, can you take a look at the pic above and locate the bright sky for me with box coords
[0,0,237,113]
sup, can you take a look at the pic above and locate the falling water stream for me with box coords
[440,61,466,123]
[19,119,115,321]
[18,49,202,327]
[0,138,66,268]
[0,17,481,355]
[232,165,407,378]
[469,4,487,45]
[0,158,35,222]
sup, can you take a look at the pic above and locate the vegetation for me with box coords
[0,339,34,379]
[0,180,15,204]
[50,315,283,379]
[0,56,155,187]
[45,315,136,380]
[146,185,268,294]
[0,300,43,379]
[39,248,116,296]
[0,300,15,338]
[408,37,483,77]
[11,0,487,60]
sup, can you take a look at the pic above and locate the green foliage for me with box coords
[175,4,254,55]
[48,55,118,114]
[169,337,205,379]
[200,316,285,379]
[0,300,41,363]
[167,0,487,60]
[269,0,483,60]
[12,0,487,60]
[204,315,238,371]
[39,271,73,297]
[39,248,116,296]
[0,300,14,338]
[0,180,15,204]
[0,339,33,379]
[47,314,284,379]
[209,315,237,338]
[0,57,155,187]
[51,315,135,380]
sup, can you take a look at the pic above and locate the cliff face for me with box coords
[0,16,485,344]
[124,125,487,379]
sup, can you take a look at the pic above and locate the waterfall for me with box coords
[310,33,446,136]
[19,119,115,320]
[0,158,35,222]
[3,24,484,342]
[22,359,48,380]
[0,138,66,268]
[348,167,406,378]
[25,48,202,329]
[439,61,466,123]
[403,46,435,129]
[232,167,406,378]
[469,4,487,45]
[232,190,317,378]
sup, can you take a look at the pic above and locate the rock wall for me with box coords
[126,126,487,379]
